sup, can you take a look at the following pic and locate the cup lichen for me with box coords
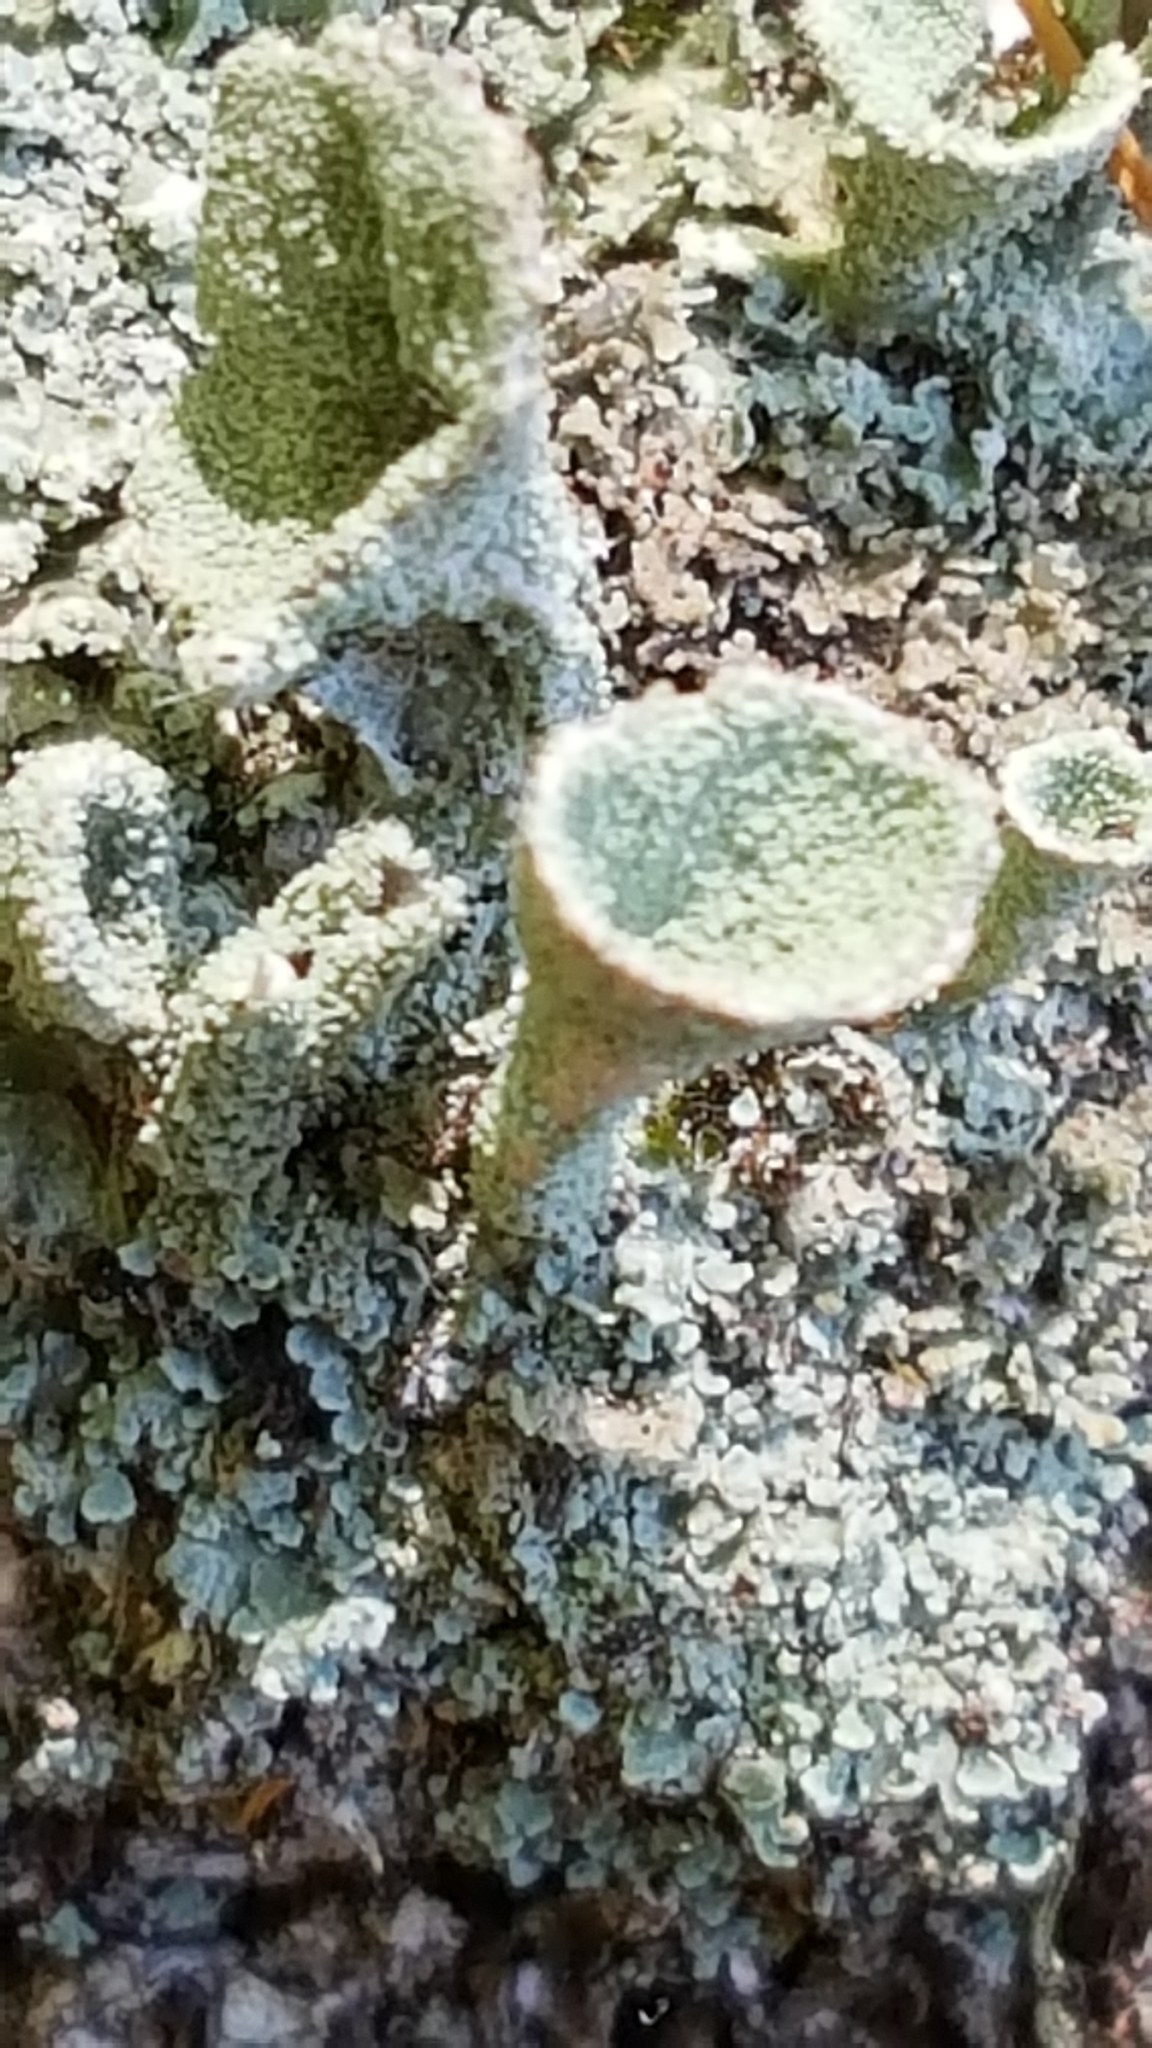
[473,658,1003,1225]
[945,724,1152,1002]
[7,0,1152,2022]
[124,16,600,716]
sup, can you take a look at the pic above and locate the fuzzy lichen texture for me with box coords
[125,19,603,720]
[133,820,466,1289]
[795,0,1141,318]
[563,2,829,267]
[741,0,1152,522]
[432,1013,1148,1924]
[0,738,184,1048]
[0,0,204,603]
[1001,725,1152,862]
[948,725,1152,1002]
[474,659,1003,1225]
[0,1092,109,1279]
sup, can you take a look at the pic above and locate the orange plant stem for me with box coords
[1015,0,1152,224]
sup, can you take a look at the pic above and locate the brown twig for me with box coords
[1015,0,1152,225]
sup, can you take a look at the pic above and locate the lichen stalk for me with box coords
[943,727,1152,1003]
[473,660,1004,1227]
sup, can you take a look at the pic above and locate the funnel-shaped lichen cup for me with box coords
[947,725,1152,1003]
[473,660,1004,1228]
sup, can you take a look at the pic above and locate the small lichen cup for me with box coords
[125,19,560,706]
[944,725,1152,1003]
[793,0,1140,318]
[472,659,1004,1230]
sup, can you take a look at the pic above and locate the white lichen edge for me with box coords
[522,659,1005,1036]
[1000,726,1152,869]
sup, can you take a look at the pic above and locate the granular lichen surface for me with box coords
[7,0,1152,2041]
